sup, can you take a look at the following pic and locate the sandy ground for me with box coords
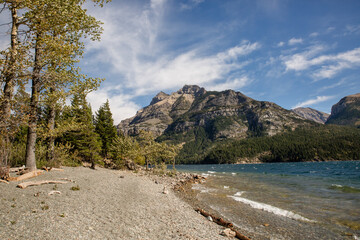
[0,167,227,240]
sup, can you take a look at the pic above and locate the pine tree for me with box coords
[95,100,117,158]
[63,93,101,169]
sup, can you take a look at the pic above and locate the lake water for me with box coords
[174,161,360,237]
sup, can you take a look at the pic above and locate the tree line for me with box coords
[202,125,360,164]
[0,0,180,171]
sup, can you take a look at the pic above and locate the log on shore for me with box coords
[196,208,251,240]
[0,179,9,184]
[7,170,44,182]
[17,180,68,189]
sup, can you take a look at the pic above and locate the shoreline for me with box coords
[0,166,227,240]
[1,166,358,240]
[174,171,358,240]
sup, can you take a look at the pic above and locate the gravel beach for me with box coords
[0,167,227,240]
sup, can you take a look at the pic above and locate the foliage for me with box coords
[61,93,101,166]
[203,125,360,164]
[95,100,117,158]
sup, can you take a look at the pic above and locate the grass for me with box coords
[41,205,49,210]
[70,185,80,191]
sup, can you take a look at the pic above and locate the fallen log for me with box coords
[7,170,44,182]
[196,208,250,240]
[17,180,68,189]
[0,179,9,184]
[196,208,233,228]
[9,166,25,173]
[50,168,64,172]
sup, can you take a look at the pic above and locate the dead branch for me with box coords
[7,170,44,182]
[196,208,250,240]
[17,180,68,189]
[0,179,9,184]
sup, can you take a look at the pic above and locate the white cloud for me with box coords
[288,38,303,46]
[292,96,335,109]
[82,2,260,121]
[87,88,140,124]
[309,32,319,37]
[205,76,251,91]
[180,0,205,10]
[283,46,360,79]
[277,41,285,47]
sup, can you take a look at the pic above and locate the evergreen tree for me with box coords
[95,100,117,158]
[63,93,101,169]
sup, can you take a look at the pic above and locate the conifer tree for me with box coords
[95,100,117,158]
[63,93,101,169]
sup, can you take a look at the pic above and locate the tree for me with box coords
[22,0,109,171]
[62,92,101,169]
[95,100,117,158]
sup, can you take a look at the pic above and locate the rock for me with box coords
[119,176,125,179]
[292,107,329,124]
[326,93,360,127]
[263,223,270,227]
[207,216,213,222]
[162,187,169,194]
[125,160,137,170]
[220,228,236,237]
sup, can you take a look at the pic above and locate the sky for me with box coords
[2,1,360,124]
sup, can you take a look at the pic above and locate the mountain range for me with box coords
[118,85,360,163]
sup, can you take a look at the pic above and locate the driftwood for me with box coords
[51,168,64,172]
[0,179,9,184]
[17,180,68,189]
[48,190,61,195]
[7,170,44,182]
[9,166,25,173]
[60,178,75,183]
[196,208,250,240]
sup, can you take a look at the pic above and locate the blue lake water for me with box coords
[174,161,360,236]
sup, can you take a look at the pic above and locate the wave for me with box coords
[329,184,360,193]
[229,193,316,223]
[208,171,216,174]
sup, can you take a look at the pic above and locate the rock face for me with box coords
[292,107,329,124]
[118,85,308,139]
[326,93,360,127]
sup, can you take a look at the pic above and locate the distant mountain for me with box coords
[292,107,329,124]
[118,87,360,164]
[118,85,310,139]
[326,93,360,127]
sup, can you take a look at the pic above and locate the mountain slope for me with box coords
[326,93,360,127]
[292,107,330,124]
[119,85,310,139]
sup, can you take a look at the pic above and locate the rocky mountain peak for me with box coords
[326,93,360,127]
[150,91,169,105]
[177,85,206,96]
[292,107,330,124]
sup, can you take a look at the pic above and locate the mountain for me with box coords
[292,107,330,124]
[118,85,310,139]
[326,93,360,127]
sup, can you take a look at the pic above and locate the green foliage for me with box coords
[203,125,360,164]
[61,93,101,165]
[95,100,117,158]
[110,135,143,168]
[70,185,80,191]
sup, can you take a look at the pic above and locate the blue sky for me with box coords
[2,1,359,124]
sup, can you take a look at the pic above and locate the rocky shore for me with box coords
[0,166,230,240]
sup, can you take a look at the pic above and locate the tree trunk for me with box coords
[46,91,56,164]
[1,4,19,121]
[25,34,42,171]
[0,4,19,166]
